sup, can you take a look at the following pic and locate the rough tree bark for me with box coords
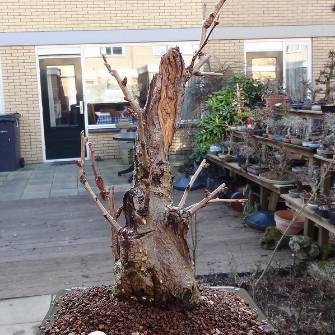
[76,0,246,305]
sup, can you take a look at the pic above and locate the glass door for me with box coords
[39,57,84,160]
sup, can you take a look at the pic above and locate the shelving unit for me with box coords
[281,194,335,246]
[209,109,335,246]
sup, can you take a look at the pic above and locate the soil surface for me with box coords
[40,286,270,335]
[198,265,335,335]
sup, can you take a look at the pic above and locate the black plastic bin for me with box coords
[0,113,21,172]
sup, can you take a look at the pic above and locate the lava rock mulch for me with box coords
[40,286,271,335]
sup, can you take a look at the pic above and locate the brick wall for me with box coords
[312,37,335,83]
[0,46,42,163]
[0,0,334,33]
[88,132,120,160]
[207,40,245,73]
[210,0,335,27]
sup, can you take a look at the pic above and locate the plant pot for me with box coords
[290,138,303,145]
[316,148,333,158]
[312,104,322,111]
[291,102,304,110]
[288,189,301,198]
[317,205,329,218]
[259,171,296,185]
[328,208,335,225]
[39,287,274,335]
[306,202,318,210]
[224,155,238,163]
[321,104,335,113]
[274,210,304,235]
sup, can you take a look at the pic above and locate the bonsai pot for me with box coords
[288,189,301,198]
[312,104,322,111]
[247,164,262,175]
[321,104,335,113]
[317,205,329,218]
[316,148,334,158]
[274,209,304,235]
[328,208,335,225]
[306,202,318,210]
[291,102,304,110]
[290,137,303,146]
[224,154,237,163]
[259,171,296,185]
[39,287,274,335]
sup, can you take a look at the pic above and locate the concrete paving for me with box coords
[0,160,131,201]
[0,295,52,335]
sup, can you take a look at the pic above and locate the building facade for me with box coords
[0,0,334,163]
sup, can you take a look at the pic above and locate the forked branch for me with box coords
[189,0,226,75]
[102,55,141,114]
[178,159,208,208]
[185,183,228,215]
[76,131,121,232]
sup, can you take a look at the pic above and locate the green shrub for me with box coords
[194,75,265,158]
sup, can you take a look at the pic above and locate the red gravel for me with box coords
[40,286,271,335]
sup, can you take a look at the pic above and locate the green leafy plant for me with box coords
[194,75,265,158]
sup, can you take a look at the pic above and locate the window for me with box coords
[100,46,124,56]
[0,60,4,114]
[245,39,311,101]
[83,43,198,128]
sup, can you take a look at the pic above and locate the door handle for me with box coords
[79,101,84,114]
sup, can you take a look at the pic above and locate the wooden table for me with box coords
[281,194,335,246]
[207,154,295,211]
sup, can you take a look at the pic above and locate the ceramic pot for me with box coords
[328,209,335,225]
[317,206,329,218]
[274,210,304,235]
[321,105,335,113]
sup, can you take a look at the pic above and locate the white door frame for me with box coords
[35,46,87,162]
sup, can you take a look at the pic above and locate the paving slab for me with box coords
[0,191,291,300]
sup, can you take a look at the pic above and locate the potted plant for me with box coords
[259,147,296,184]
[318,113,335,157]
[315,50,335,113]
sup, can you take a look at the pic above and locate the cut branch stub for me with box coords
[157,48,186,154]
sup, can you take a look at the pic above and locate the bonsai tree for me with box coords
[75,0,240,305]
[315,50,335,105]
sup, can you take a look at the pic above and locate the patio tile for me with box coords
[24,185,51,192]
[50,189,78,197]
[0,322,40,335]
[0,294,52,325]
[21,192,50,200]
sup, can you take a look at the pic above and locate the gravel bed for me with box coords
[40,286,271,335]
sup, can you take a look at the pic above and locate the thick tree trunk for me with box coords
[77,0,228,306]
[114,48,199,304]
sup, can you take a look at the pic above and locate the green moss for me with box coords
[260,227,289,250]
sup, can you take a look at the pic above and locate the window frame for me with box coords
[244,38,312,93]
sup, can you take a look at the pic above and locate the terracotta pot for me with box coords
[266,95,288,108]
[274,210,304,235]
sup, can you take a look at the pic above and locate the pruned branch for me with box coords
[188,0,226,75]
[102,55,149,171]
[178,159,208,208]
[185,183,227,215]
[102,55,141,114]
[76,131,121,233]
[89,142,109,201]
